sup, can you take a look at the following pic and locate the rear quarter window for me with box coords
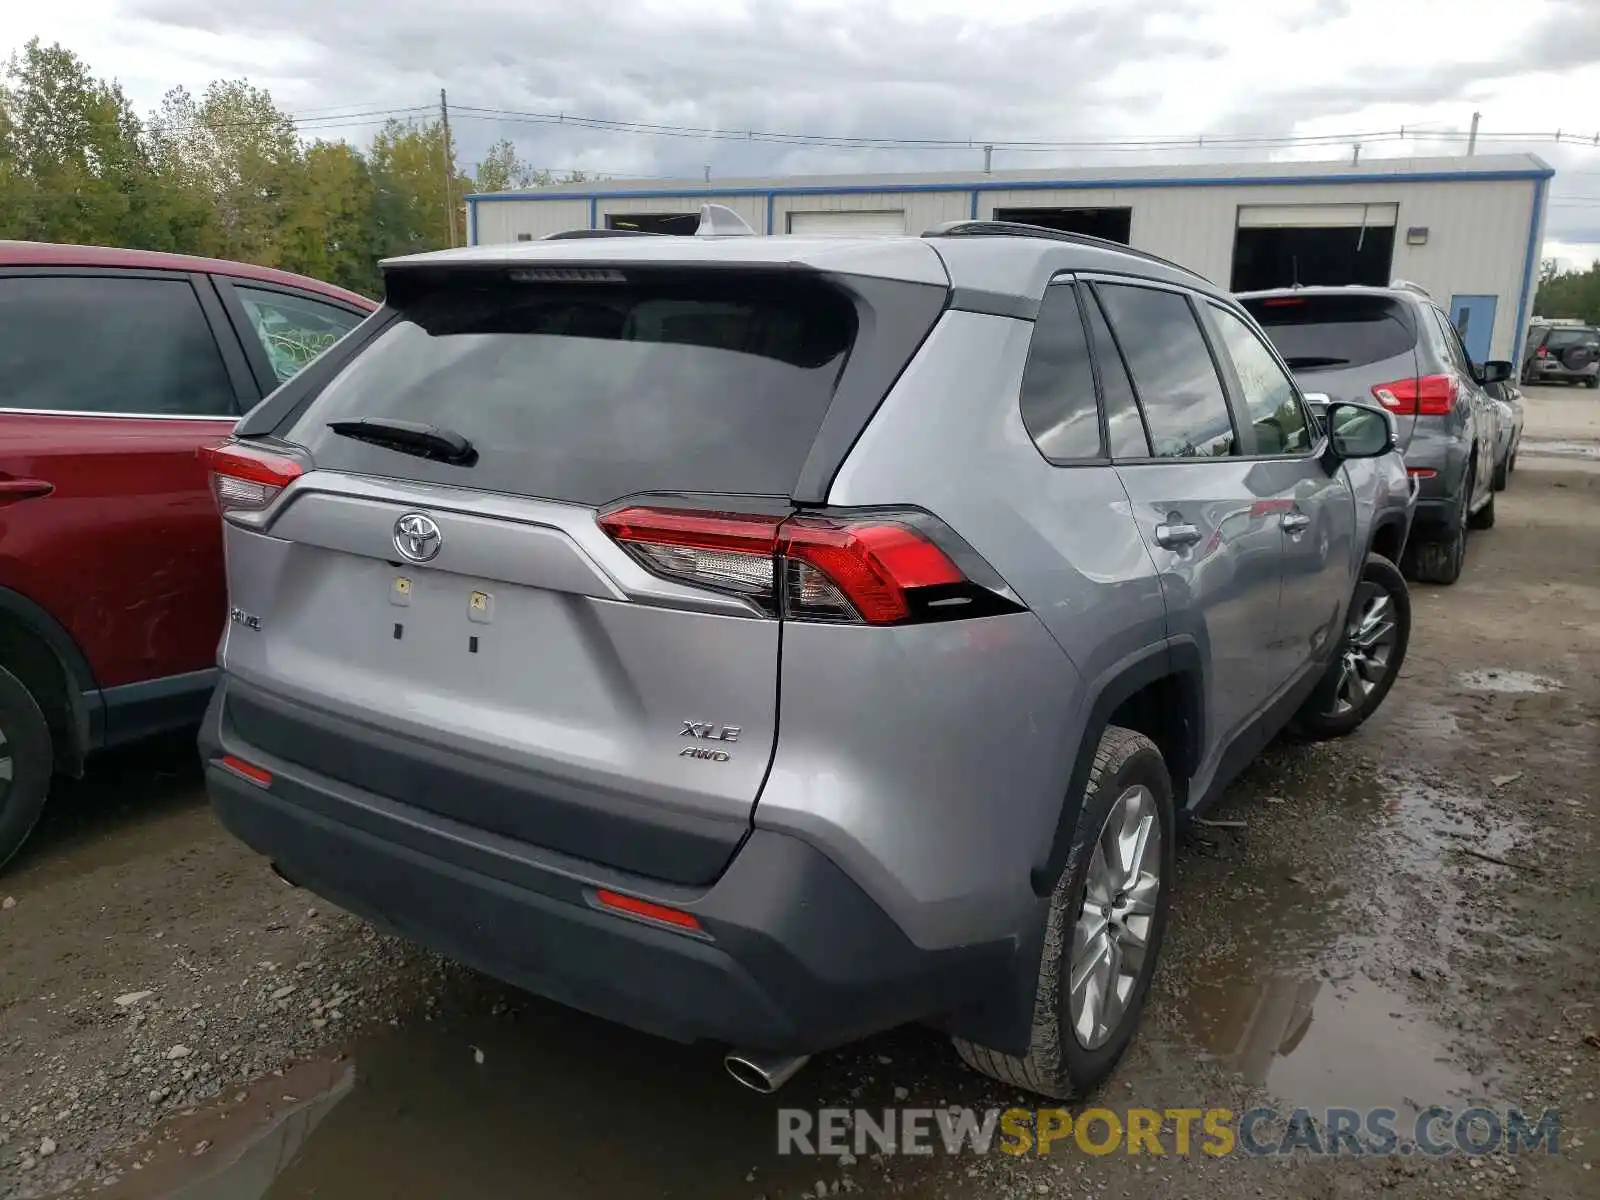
[1241,294,1416,372]
[286,271,857,506]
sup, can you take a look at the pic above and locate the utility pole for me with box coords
[983,144,993,174]
[1351,142,1361,166]
[1466,111,1480,156]
[439,88,457,248]
[704,164,711,183]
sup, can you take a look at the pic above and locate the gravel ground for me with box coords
[0,387,1595,1199]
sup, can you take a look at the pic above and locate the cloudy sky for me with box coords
[17,0,1600,265]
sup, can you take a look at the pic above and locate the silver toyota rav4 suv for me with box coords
[1238,283,1507,586]
[200,214,1414,1099]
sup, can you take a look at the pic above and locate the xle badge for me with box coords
[679,720,740,763]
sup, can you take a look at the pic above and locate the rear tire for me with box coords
[1408,465,1472,585]
[1587,377,1598,390]
[1493,451,1509,491]
[1469,485,1496,530]
[0,665,53,873]
[953,727,1174,1099]
[1290,554,1410,740]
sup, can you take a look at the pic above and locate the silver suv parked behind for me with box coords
[1238,284,1507,586]
[200,215,1413,1100]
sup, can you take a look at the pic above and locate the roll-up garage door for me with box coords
[786,210,906,236]
[1237,203,1399,228]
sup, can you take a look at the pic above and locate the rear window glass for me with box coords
[287,272,857,505]
[1546,328,1599,348]
[1241,295,1414,372]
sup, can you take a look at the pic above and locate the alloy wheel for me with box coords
[1325,581,1400,717]
[1069,784,1161,1050]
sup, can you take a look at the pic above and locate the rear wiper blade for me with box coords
[326,418,477,466]
[1284,355,1351,368]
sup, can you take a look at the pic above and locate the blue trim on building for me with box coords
[588,197,598,229]
[1511,175,1547,362]
[765,192,775,234]
[464,166,1554,206]
[969,190,979,219]
[466,196,478,245]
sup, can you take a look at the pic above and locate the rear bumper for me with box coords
[201,682,1007,1053]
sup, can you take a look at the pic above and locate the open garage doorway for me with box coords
[605,213,699,235]
[1230,203,1397,291]
[993,206,1132,243]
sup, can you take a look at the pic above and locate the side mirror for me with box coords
[1324,402,1395,460]
[1478,360,1512,385]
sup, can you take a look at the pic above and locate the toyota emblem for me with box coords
[393,513,443,563]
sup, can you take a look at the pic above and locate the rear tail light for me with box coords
[1536,345,1549,358]
[598,506,1015,625]
[1371,374,1457,416]
[199,440,303,513]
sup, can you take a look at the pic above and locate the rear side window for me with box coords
[235,286,364,384]
[1429,307,1474,373]
[1019,283,1102,462]
[0,275,236,417]
[288,272,857,506]
[1083,291,1151,458]
[1546,328,1599,349]
[1096,283,1237,459]
[1242,294,1415,371]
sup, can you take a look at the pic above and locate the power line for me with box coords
[444,104,1600,155]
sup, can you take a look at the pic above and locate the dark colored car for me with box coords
[0,242,375,869]
[1238,284,1506,586]
[1521,322,1599,387]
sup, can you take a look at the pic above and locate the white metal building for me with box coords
[466,154,1553,361]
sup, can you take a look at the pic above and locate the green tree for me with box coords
[146,80,303,265]
[279,140,379,294]
[369,118,470,257]
[0,39,153,246]
[1534,263,1600,325]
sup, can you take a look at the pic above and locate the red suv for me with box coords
[0,243,375,868]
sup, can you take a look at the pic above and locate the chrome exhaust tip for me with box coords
[724,1050,811,1094]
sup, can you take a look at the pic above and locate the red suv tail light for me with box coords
[1536,345,1549,358]
[1371,374,1458,416]
[598,506,1011,625]
[199,440,304,513]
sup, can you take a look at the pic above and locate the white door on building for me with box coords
[786,210,906,236]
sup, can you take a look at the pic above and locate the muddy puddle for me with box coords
[1174,766,1518,1114]
[1519,438,1600,462]
[1456,669,1565,695]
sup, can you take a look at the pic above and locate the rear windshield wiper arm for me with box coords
[326,418,478,466]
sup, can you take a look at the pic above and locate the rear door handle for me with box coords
[1281,512,1311,534]
[1154,522,1202,549]
[0,478,54,502]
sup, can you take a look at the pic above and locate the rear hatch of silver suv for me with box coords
[1240,291,1423,448]
[205,255,947,885]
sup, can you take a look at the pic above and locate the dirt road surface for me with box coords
[2,387,1595,1199]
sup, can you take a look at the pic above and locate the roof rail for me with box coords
[543,228,663,240]
[1387,278,1433,299]
[922,219,1199,279]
